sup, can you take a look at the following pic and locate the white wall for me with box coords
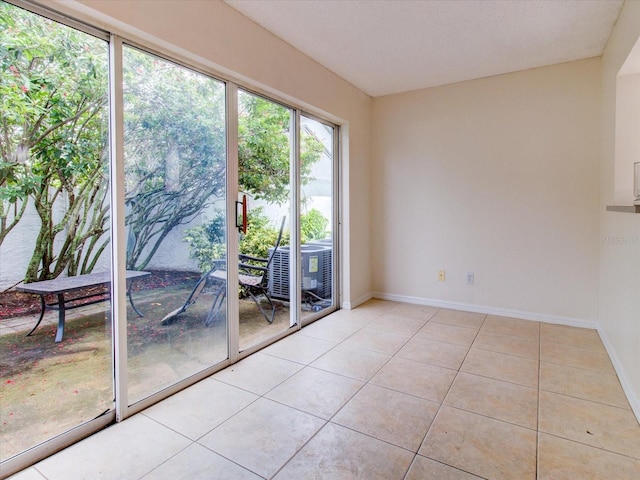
[614,72,640,205]
[371,59,601,325]
[0,196,112,289]
[599,0,640,419]
[50,0,373,307]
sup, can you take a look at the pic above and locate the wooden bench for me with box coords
[16,270,150,343]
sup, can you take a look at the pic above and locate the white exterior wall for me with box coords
[0,199,112,289]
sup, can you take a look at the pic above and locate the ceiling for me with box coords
[224,0,624,97]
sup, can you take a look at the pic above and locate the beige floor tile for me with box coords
[397,336,469,370]
[332,384,439,451]
[539,390,640,459]
[387,302,439,321]
[444,372,538,429]
[405,456,483,480]
[311,343,391,381]
[540,362,630,408]
[347,300,398,322]
[481,315,540,339]
[322,308,377,327]
[355,299,399,313]
[265,366,363,419]
[341,327,412,355]
[142,443,261,480]
[261,332,337,364]
[370,357,456,403]
[420,406,537,480]
[4,469,44,480]
[538,433,640,480]
[299,315,363,342]
[143,378,257,440]
[37,414,191,480]
[213,352,302,395]
[540,341,614,373]
[461,348,539,388]
[430,309,485,330]
[273,423,414,480]
[472,330,539,359]
[367,313,429,336]
[416,322,478,347]
[540,323,604,351]
[199,398,324,479]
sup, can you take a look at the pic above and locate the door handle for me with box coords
[236,194,247,234]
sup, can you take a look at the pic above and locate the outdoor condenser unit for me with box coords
[268,244,332,301]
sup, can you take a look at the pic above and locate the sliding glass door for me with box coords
[300,115,337,324]
[1,2,339,473]
[0,1,112,462]
[122,45,228,405]
[237,90,296,351]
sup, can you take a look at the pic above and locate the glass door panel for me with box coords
[122,46,228,404]
[300,115,336,324]
[237,90,294,350]
[0,3,111,461]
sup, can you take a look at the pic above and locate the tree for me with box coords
[122,47,227,270]
[0,4,110,282]
[238,92,324,205]
[184,206,330,274]
[123,70,325,271]
[1,3,326,283]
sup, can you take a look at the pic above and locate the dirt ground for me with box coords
[0,271,292,461]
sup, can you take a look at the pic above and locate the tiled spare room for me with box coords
[2,1,640,479]
[12,301,640,480]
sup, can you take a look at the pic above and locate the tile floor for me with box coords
[8,300,640,479]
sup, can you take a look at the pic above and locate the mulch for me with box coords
[0,270,201,320]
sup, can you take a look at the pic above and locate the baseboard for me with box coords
[372,291,598,329]
[597,328,640,423]
[342,291,373,310]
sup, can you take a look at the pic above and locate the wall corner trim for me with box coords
[598,327,640,423]
[342,292,373,310]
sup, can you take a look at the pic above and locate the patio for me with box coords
[0,272,291,461]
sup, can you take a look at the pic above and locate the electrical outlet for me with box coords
[438,270,446,281]
[466,272,474,284]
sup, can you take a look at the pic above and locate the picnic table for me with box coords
[16,270,150,343]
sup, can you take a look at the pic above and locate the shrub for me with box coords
[182,210,226,272]
[184,207,329,273]
[301,208,329,241]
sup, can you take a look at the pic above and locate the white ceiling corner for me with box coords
[224,0,624,97]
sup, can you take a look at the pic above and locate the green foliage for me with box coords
[238,93,290,204]
[301,208,329,241]
[182,210,226,272]
[238,92,324,205]
[0,3,327,283]
[184,208,330,274]
[0,3,110,281]
[182,229,226,273]
[239,209,290,259]
[122,46,227,270]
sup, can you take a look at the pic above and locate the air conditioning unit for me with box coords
[268,244,332,301]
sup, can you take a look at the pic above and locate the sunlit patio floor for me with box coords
[0,283,292,461]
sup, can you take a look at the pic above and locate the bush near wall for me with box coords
[184,207,329,273]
